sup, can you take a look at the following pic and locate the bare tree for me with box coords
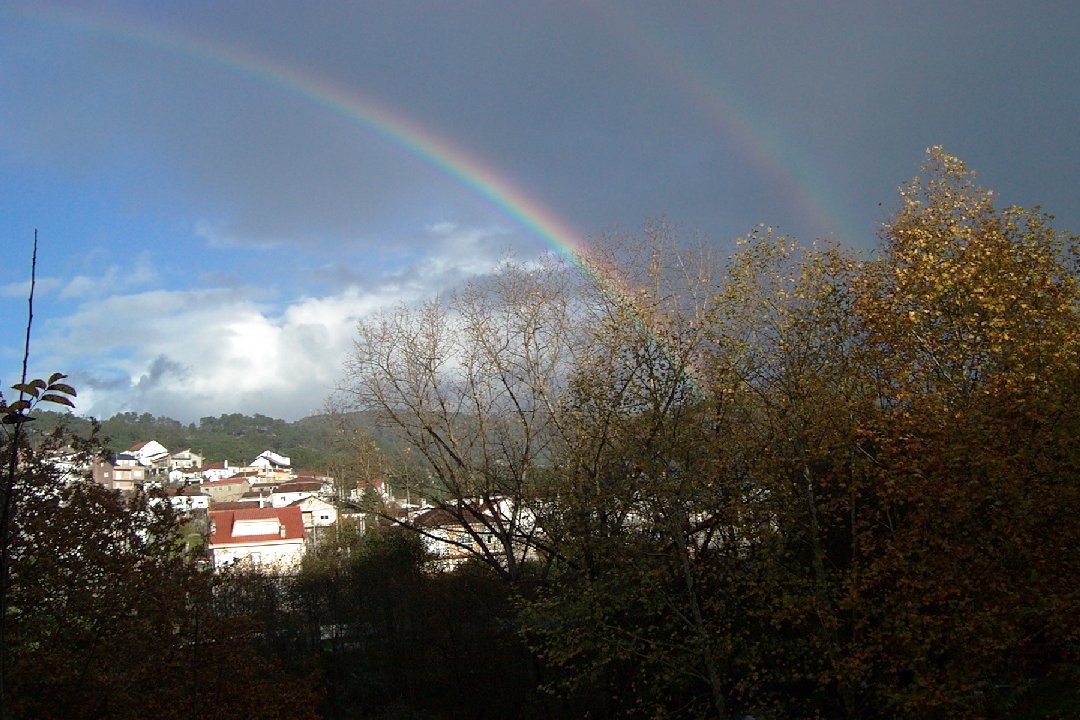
[338,256,586,582]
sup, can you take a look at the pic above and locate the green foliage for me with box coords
[1,421,322,719]
[27,409,403,475]
[281,527,542,719]
[1,373,77,424]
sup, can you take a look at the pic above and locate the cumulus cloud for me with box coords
[36,222,520,422]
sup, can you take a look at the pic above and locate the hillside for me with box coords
[26,409,404,472]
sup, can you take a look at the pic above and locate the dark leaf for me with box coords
[5,399,31,413]
[47,382,77,397]
[40,393,76,408]
[10,383,41,398]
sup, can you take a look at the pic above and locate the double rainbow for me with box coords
[22,6,852,396]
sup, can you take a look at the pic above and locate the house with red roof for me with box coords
[270,480,323,508]
[412,506,504,570]
[207,506,307,572]
[128,440,170,467]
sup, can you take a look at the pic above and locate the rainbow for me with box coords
[21,6,751,394]
[23,7,685,354]
[22,6,601,271]
[588,2,859,246]
[23,5,786,395]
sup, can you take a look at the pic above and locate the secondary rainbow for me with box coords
[589,2,859,245]
[28,6,706,391]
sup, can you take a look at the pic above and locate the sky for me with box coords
[2,1,1078,423]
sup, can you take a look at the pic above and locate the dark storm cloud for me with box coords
[3,1,1078,421]
[7,1,1079,252]
[136,354,189,389]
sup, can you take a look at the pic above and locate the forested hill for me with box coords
[27,410,396,470]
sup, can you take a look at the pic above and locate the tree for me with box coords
[521,152,1080,717]
[521,226,868,718]
[334,151,1078,717]
[0,421,323,720]
[844,148,1080,716]
[339,256,586,583]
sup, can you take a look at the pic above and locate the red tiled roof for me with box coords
[208,506,305,546]
[202,477,246,486]
[413,506,490,529]
[273,481,322,493]
[287,495,333,508]
[211,501,257,510]
[129,441,150,451]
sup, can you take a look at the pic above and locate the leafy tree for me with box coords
[521,227,867,718]
[519,151,1079,718]
[289,525,538,719]
[844,148,1080,716]
[2,395,321,719]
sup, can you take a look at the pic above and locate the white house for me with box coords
[207,506,306,572]
[128,440,170,469]
[251,450,291,471]
[290,495,338,528]
[168,485,211,513]
[169,448,204,471]
[168,467,204,484]
[270,480,323,508]
[412,506,503,570]
[289,495,338,546]
[201,461,238,483]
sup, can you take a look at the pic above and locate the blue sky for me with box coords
[2,1,1078,422]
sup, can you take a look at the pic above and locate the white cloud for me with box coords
[195,219,282,250]
[0,277,63,298]
[60,251,159,299]
[33,225,522,422]
[426,221,458,235]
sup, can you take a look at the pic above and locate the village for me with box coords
[83,439,509,573]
